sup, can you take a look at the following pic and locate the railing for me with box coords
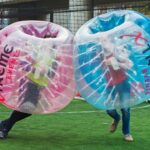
[0,0,150,33]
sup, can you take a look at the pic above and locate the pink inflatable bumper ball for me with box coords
[0,21,75,114]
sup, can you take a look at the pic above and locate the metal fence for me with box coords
[0,0,150,33]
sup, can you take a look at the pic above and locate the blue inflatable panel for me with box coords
[74,10,150,110]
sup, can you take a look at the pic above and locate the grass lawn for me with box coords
[0,100,149,150]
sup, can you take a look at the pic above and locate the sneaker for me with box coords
[0,121,8,139]
[110,120,120,133]
[20,101,36,113]
[124,134,134,142]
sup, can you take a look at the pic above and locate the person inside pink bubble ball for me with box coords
[0,21,75,139]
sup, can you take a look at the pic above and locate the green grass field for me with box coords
[0,100,149,150]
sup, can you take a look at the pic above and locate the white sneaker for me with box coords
[124,134,134,142]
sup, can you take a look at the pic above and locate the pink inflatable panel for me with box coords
[0,21,75,114]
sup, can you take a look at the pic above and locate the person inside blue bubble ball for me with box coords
[99,35,134,142]
[74,9,150,142]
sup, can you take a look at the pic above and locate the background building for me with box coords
[0,0,150,32]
